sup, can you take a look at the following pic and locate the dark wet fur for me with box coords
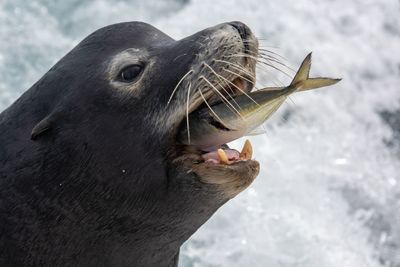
[0,22,257,266]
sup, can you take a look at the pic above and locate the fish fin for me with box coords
[290,52,312,87]
[298,77,342,92]
[290,52,341,91]
[246,126,266,136]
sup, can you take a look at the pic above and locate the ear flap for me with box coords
[31,114,55,140]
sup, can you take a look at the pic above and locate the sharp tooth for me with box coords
[217,149,229,164]
[240,139,253,160]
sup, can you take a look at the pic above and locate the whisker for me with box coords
[258,55,296,73]
[235,49,283,66]
[198,89,227,125]
[258,48,287,61]
[257,60,293,79]
[227,53,296,74]
[214,59,256,79]
[200,76,244,118]
[260,58,296,75]
[186,83,192,144]
[167,70,193,106]
[234,53,293,78]
[203,63,242,110]
[257,50,285,60]
[220,54,284,86]
[200,84,239,116]
[214,71,260,106]
[242,49,261,57]
[223,68,257,87]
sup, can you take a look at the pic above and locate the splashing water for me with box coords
[1,0,399,266]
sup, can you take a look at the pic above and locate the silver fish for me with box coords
[179,53,341,150]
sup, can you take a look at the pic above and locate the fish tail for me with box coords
[290,52,341,91]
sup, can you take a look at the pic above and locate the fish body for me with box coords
[179,53,341,150]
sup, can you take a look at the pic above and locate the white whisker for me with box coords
[186,83,192,144]
[167,70,193,106]
[200,76,244,118]
[214,59,256,79]
[198,89,227,125]
[214,71,259,106]
[203,63,242,109]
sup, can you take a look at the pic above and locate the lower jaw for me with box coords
[171,136,260,199]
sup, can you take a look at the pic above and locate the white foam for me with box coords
[1,0,399,266]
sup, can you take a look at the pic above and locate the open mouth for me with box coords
[173,70,260,197]
[182,73,257,166]
[201,139,253,164]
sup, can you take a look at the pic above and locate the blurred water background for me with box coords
[1,0,399,266]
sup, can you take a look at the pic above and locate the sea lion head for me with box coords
[2,21,259,265]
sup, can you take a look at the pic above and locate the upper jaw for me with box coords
[186,50,258,115]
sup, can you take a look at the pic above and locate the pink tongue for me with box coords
[202,149,240,163]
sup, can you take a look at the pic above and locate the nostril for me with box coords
[228,21,252,53]
[228,21,250,41]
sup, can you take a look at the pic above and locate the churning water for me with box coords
[1,0,399,266]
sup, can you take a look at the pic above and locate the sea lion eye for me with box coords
[118,64,143,82]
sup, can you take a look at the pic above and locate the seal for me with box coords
[0,21,259,266]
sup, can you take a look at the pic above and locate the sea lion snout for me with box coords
[227,21,254,52]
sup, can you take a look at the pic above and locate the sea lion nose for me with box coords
[227,21,253,53]
[228,21,251,41]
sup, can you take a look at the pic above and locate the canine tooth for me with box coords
[217,149,229,164]
[240,139,253,160]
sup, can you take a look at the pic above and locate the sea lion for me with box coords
[0,21,259,266]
